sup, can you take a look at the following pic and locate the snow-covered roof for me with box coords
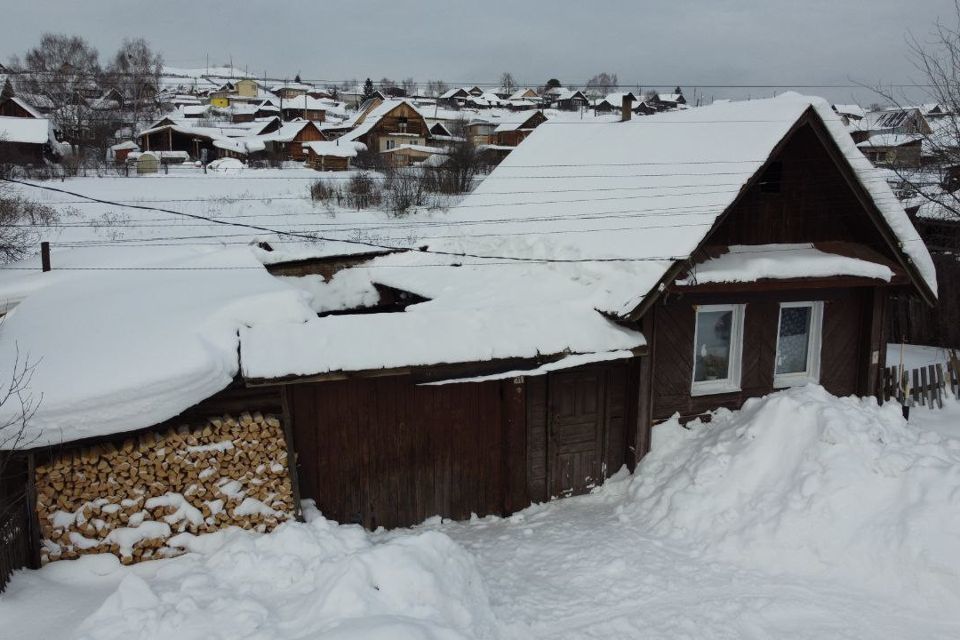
[303,140,366,157]
[399,93,936,313]
[0,115,50,144]
[279,94,330,111]
[857,133,923,148]
[508,88,538,100]
[677,244,894,285]
[381,144,446,155]
[492,110,544,133]
[0,247,315,448]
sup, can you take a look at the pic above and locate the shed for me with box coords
[304,140,365,171]
[135,151,160,174]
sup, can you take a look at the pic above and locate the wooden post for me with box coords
[40,242,50,272]
[24,453,41,569]
[935,364,946,408]
[621,94,633,122]
[279,388,304,522]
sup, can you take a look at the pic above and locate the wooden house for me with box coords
[494,110,548,146]
[856,134,923,168]
[0,96,938,562]
[279,95,327,122]
[0,115,54,164]
[304,140,364,171]
[338,99,429,153]
[593,92,637,114]
[549,89,589,111]
[266,120,326,161]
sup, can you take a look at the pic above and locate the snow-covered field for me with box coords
[3,382,960,640]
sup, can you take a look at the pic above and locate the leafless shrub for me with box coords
[0,345,40,521]
[344,172,382,210]
[383,168,430,215]
[0,181,59,262]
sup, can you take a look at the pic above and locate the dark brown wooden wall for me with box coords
[287,360,640,528]
[287,376,520,529]
[649,288,871,421]
[710,122,894,261]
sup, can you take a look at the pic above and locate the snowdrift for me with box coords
[627,385,960,604]
[72,506,502,640]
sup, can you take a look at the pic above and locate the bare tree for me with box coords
[586,72,619,96]
[429,117,484,194]
[426,79,449,97]
[0,346,40,522]
[106,38,163,133]
[869,2,960,219]
[9,34,102,172]
[400,77,417,96]
[499,72,517,93]
[0,178,58,261]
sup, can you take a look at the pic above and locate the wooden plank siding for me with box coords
[648,288,872,422]
[287,360,640,529]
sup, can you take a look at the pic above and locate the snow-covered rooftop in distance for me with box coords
[677,244,894,285]
[857,133,923,148]
[303,140,365,157]
[411,93,936,314]
[0,116,50,144]
[833,104,866,119]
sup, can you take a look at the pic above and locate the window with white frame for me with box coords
[691,304,745,395]
[773,301,823,387]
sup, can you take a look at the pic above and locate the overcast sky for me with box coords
[3,0,955,104]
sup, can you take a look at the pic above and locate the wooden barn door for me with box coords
[547,369,606,498]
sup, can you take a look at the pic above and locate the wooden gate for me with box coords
[547,369,606,498]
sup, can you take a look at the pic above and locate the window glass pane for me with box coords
[776,306,811,375]
[694,310,733,382]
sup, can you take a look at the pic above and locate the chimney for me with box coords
[621,93,633,122]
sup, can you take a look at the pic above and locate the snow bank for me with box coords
[627,385,960,604]
[73,512,502,640]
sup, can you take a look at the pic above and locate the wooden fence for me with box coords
[0,497,31,594]
[882,350,960,410]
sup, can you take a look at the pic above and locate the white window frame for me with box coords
[773,300,823,388]
[690,303,745,396]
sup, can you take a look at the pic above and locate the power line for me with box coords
[0,177,703,265]
[0,241,923,272]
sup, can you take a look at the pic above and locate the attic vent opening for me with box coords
[760,161,783,194]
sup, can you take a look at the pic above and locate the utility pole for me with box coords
[41,241,50,272]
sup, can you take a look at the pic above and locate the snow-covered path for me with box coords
[435,486,960,640]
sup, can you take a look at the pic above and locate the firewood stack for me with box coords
[34,412,294,565]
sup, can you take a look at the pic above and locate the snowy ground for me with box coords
[3,381,960,640]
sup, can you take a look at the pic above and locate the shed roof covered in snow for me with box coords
[0,115,50,144]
